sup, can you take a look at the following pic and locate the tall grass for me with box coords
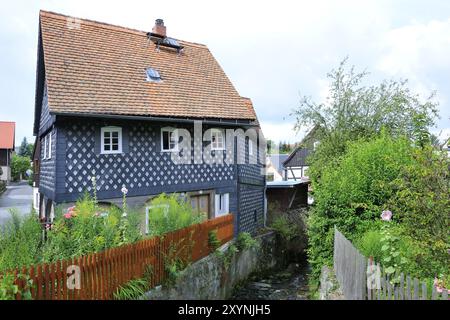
[147,193,206,236]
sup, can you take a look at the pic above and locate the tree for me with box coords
[292,58,439,181]
[18,137,34,158]
[11,155,31,181]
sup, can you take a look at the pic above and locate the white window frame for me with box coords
[101,127,123,154]
[215,193,229,217]
[42,133,52,160]
[43,135,47,160]
[211,129,225,151]
[47,132,52,159]
[161,127,179,152]
[249,139,254,156]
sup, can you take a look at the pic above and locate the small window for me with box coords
[161,128,178,152]
[215,193,229,217]
[42,133,52,160]
[42,136,47,160]
[211,129,225,150]
[314,141,320,150]
[101,127,122,154]
[249,139,254,156]
[146,67,161,82]
[48,133,52,159]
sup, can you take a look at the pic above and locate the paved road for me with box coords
[0,181,33,225]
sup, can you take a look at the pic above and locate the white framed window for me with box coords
[211,129,225,150]
[42,133,52,160]
[42,136,47,160]
[48,132,52,159]
[215,193,229,217]
[249,139,254,156]
[101,127,122,154]
[314,141,320,150]
[161,128,178,152]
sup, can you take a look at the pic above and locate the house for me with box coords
[32,11,266,234]
[282,147,311,180]
[0,121,15,183]
[265,154,288,181]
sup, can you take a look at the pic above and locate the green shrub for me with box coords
[147,193,206,236]
[42,194,142,263]
[271,216,297,241]
[10,155,31,181]
[0,209,42,273]
[307,133,416,279]
[355,229,384,262]
[208,230,220,251]
[236,232,258,251]
[113,278,149,300]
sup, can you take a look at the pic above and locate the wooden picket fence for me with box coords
[334,227,449,300]
[8,215,234,300]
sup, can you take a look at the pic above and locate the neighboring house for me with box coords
[32,11,265,234]
[265,154,288,181]
[0,121,15,183]
[282,147,311,180]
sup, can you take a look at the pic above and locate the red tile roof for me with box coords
[39,11,257,121]
[0,122,15,149]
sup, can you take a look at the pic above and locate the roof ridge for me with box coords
[39,10,208,48]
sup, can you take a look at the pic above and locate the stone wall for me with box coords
[145,231,282,300]
[319,266,344,300]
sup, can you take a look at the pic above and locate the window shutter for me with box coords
[48,132,52,158]
[224,193,229,214]
[94,127,101,154]
[122,127,129,153]
[214,194,220,217]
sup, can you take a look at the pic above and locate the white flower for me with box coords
[122,212,128,218]
[381,210,393,221]
[121,186,128,195]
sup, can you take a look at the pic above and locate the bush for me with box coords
[0,209,42,273]
[307,133,416,278]
[147,193,206,236]
[113,278,149,300]
[271,216,297,241]
[10,155,31,181]
[0,181,6,194]
[235,232,258,251]
[42,194,142,262]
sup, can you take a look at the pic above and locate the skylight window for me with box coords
[163,37,180,47]
[146,68,162,82]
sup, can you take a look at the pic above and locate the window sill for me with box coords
[100,151,123,155]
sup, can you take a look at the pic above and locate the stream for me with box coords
[230,257,311,300]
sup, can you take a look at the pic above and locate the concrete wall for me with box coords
[0,166,10,182]
[145,232,280,300]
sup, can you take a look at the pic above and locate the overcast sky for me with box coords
[1,0,450,146]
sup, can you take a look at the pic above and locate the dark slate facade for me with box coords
[37,114,265,234]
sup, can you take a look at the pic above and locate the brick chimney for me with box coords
[152,19,166,37]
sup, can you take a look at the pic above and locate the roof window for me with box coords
[146,68,162,82]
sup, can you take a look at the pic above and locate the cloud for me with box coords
[0,0,449,145]
[377,18,450,128]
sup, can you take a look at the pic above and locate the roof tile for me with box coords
[39,11,256,120]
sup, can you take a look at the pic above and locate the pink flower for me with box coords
[434,278,450,294]
[381,210,392,221]
[64,212,72,219]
